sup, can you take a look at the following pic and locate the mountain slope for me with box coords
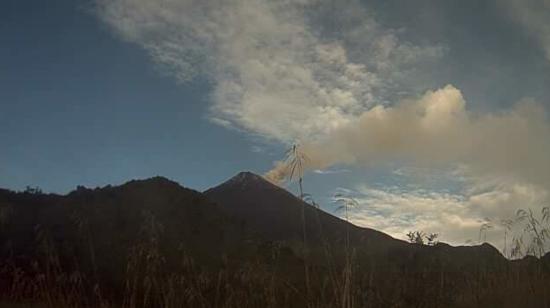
[205,172,514,272]
[204,171,400,249]
[201,172,550,306]
[1,173,549,307]
[0,177,257,296]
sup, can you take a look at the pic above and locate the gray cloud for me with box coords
[297,86,550,190]
[501,0,550,62]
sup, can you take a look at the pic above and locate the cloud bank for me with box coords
[294,85,550,190]
[502,0,550,62]
[96,0,444,142]
[347,175,548,249]
[265,85,550,248]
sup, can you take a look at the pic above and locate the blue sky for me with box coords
[0,0,279,192]
[2,0,550,248]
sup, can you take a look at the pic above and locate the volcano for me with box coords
[1,172,549,307]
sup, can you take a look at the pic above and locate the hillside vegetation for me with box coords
[1,173,549,307]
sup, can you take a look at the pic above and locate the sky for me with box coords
[2,0,550,249]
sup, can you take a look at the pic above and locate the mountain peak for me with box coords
[205,170,399,246]
[216,171,275,191]
[123,176,181,188]
[231,171,266,182]
[101,176,196,197]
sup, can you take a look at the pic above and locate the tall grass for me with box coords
[505,207,550,259]
[1,212,550,307]
[2,200,550,307]
[332,194,359,308]
[284,143,311,303]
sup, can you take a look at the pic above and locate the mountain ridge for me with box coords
[2,171,550,306]
[0,172,508,254]
[205,171,401,246]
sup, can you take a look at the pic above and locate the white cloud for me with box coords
[347,179,548,251]
[313,168,351,175]
[96,0,444,142]
[250,145,264,153]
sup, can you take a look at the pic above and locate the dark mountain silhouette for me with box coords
[1,177,244,259]
[205,172,507,264]
[1,172,549,307]
[0,177,264,299]
[204,171,398,246]
[206,172,550,306]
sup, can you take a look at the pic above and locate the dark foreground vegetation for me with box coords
[1,172,550,307]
